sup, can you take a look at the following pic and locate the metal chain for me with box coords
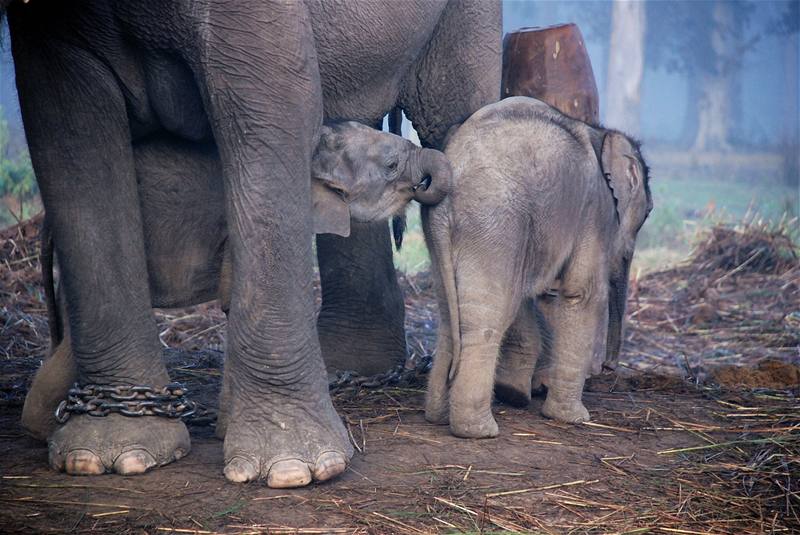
[329,354,433,392]
[54,382,197,423]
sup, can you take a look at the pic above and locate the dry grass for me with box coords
[0,214,798,534]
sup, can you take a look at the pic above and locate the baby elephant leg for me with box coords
[541,256,608,423]
[494,301,542,408]
[447,255,521,438]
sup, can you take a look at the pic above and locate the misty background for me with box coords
[1,0,798,272]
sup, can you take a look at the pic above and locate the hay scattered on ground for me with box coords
[0,214,798,534]
[622,218,799,383]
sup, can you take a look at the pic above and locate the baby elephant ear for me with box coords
[601,132,643,223]
[311,181,350,237]
[311,124,351,237]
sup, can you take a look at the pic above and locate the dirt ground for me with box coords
[1,217,798,534]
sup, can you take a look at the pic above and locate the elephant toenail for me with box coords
[313,451,347,482]
[65,449,105,475]
[267,459,312,488]
[113,450,157,475]
[173,448,187,461]
[224,456,259,483]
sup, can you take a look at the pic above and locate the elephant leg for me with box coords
[447,246,522,439]
[10,16,189,476]
[316,221,406,376]
[494,300,544,408]
[22,337,76,441]
[540,243,608,423]
[197,1,351,487]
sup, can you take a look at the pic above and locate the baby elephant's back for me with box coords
[443,97,605,242]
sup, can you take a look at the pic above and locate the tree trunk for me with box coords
[693,1,735,152]
[604,0,646,136]
[782,30,799,186]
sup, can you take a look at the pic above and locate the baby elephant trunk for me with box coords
[412,148,453,205]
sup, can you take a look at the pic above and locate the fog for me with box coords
[506,0,798,150]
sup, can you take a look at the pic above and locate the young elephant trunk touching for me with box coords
[412,148,452,205]
[605,257,631,370]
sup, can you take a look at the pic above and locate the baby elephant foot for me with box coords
[223,395,353,488]
[494,379,532,408]
[449,410,499,439]
[424,393,449,425]
[49,414,190,475]
[541,397,590,423]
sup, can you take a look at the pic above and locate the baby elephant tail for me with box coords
[421,205,461,382]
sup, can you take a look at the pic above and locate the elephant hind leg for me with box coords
[316,221,407,377]
[446,239,524,439]
[22,338,77,441]
[494,300,543,408]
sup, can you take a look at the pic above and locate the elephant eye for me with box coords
[386,159,398,171]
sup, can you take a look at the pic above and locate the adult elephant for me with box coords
[5,0,501,487]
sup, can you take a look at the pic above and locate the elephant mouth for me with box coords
[412,175,432,192]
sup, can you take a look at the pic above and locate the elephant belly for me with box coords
[309,0,445,122]
[133,135,227,308]
[142,52,212,143]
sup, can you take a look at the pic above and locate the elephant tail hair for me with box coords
[39,217,64,349]
[421,204,461,383]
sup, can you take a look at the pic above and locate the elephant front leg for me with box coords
[10,20,190,475]
[198,1,352,487]
[316,222,407,376]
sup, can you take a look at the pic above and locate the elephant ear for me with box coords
[311,181,350,237]
[601,131,644,223]
[311,125,351,237]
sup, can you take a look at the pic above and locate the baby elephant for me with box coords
[423,97,652,438]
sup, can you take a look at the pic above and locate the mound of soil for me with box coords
[713,358,800,389]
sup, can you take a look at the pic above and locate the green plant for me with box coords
[0,105,38,226]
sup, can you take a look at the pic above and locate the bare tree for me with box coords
[693,1,737,152]
[605,0,646,136]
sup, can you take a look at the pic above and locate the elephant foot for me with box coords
[494,381,532,408]
[48,414,190,475]
[494,363,533,408]
[541,396,590,423]
[222,394,353,487]
[22,341,77,441]
[318,317,406,376]
[449,410,499,439]
[424,394,449,425]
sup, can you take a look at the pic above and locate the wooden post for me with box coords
[502,24,599,124]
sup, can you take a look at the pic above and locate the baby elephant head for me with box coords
[600,131,653,367]
[311,121,452,237]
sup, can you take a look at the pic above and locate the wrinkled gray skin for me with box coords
[423,97,652,438]
[22,121,453,445]
[5,0,500,486]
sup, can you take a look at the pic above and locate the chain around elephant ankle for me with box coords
[54,382,197,423]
